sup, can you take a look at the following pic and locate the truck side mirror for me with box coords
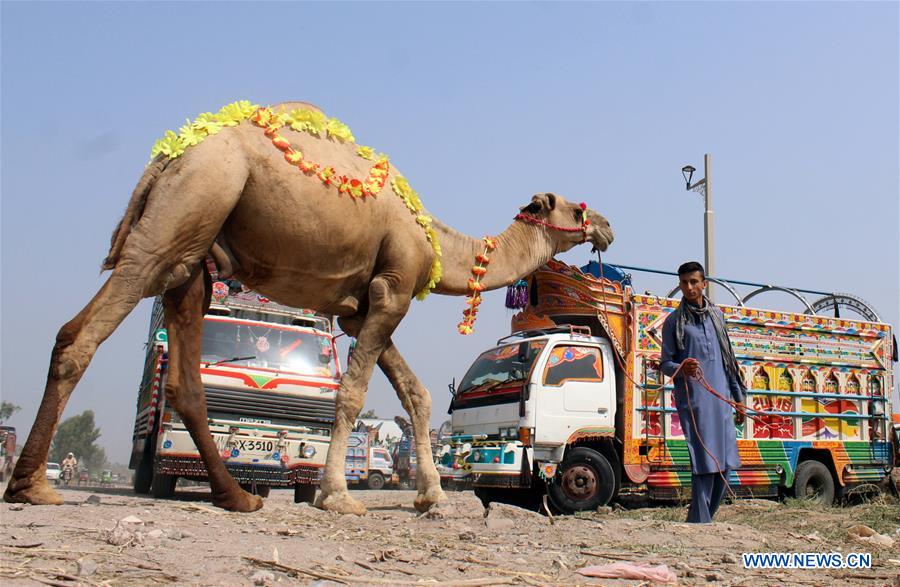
[517,341,529,363]
[448,378,456,396]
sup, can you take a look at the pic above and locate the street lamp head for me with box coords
[681,165,695,190]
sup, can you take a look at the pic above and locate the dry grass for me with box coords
[610,493,899,540]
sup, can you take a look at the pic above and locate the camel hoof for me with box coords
[3,480,64,506]
[414,486,448,513]
[213,489,263,513]
[315,491,367,515]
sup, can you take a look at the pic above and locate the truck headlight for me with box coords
[300,444,316,458]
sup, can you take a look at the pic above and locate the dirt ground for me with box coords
[1,483,898,586]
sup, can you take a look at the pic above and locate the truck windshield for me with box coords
[201,318,338,378]
[457,340,547,394]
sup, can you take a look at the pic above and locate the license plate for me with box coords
[232,439,274,453]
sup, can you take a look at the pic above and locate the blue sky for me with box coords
[2,1,897,464]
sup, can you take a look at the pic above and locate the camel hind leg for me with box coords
[5,146,249,506]
[4,262,153,504]
[161,265,262,512]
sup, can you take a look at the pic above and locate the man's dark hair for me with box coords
[677,261,706,279]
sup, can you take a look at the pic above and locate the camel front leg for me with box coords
[162,266,262,512]
[316,277,411,515]
[378,341,447,512]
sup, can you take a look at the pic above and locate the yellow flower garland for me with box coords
[148,101,442,300]
[390,176,442,300]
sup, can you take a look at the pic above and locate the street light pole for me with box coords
[702,154,714,302]
[681,153,715,303]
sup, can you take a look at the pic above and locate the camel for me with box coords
[4,101,613,515]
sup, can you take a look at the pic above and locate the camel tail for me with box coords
[102,156,171,271]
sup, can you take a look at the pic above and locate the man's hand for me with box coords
[680,358,700,378]
[734,410,745,426]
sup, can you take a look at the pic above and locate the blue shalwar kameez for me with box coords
[660,304,744,523]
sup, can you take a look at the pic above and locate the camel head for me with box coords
[517,192,614,253]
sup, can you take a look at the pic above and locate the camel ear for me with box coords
[520,193,557,215]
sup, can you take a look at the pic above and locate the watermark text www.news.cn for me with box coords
[742,552,871,569]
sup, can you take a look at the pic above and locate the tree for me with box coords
[50,410,104,470]
[0,401,21,424]
[359,409,378,419]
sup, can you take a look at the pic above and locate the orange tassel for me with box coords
[471,266,487,277]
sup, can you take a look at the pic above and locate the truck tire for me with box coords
[240,484,271,498]
[548,447,616,514]
[294,484,316,504]
[133,449,154,494]
[150,473,177,499]
[794,460,835,505]
[367,472,385,490]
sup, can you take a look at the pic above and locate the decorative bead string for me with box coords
[458,237,497,335]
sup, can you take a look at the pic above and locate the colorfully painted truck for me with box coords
[438,260,895,513]
[345,431,394,490]
[0,426,16,483]
[129,278,340,503]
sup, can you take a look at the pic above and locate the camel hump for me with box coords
[273,101,327,115]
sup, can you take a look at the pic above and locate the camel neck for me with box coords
[431,219,556,296]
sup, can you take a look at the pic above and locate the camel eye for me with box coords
[574,209,583,220]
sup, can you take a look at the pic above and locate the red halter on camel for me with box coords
[514,201,590,243]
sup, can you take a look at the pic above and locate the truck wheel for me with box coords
[239,483,271,498]
[294,484,316,504]
[150,473,177,499]
[794,460,835,505]
[367,472,385,490]
[474,487,494,508]
[133,451,153,494]
[548,447,616,514]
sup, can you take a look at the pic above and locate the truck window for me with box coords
[457,341,547,393]
[201,318,337,378]
[542,345,604,386]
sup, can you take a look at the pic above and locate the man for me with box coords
[660,261,746,523]
[61,452,78,485]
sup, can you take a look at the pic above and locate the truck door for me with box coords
[533,341,615,443]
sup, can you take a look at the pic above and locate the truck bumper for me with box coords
[438,439,533,489]
[156,424,329,486]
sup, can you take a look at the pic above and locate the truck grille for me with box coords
[204,386,335,426]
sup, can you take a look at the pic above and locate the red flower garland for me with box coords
[251,107,390,198]
[458,237,497,335]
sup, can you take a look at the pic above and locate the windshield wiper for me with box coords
[206,355,256,367]
[480,374,526,393]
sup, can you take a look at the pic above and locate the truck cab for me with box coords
[440,326,619,509]
[130,283,340,503]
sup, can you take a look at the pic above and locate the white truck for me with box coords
[129,279,340,503]
[346,431,394,490]
[439,260,895,513]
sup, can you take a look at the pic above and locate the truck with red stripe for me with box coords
[129,279,339,503]
[438,260,895,513]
